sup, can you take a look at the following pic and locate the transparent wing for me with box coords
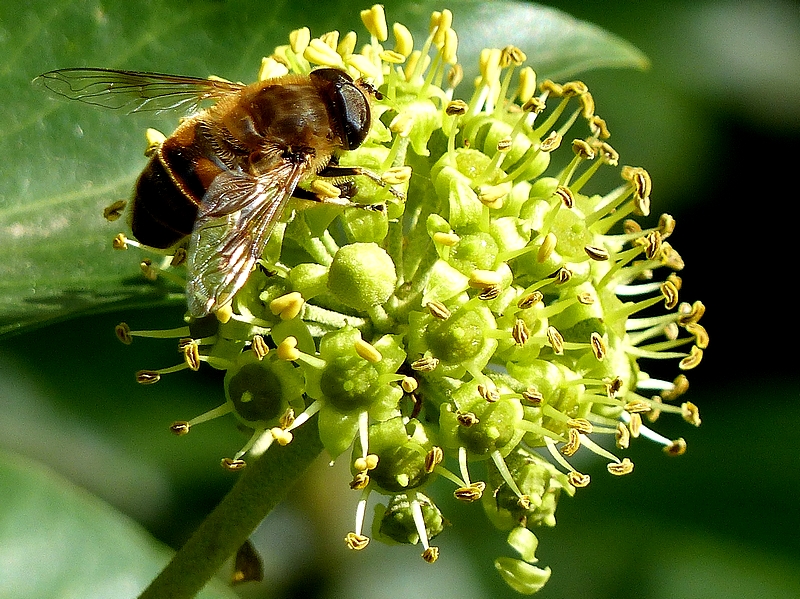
[35,68,244,114]
[186,164,305,317]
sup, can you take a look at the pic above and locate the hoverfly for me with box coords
[37,67,392,316]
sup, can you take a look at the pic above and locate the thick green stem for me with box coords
[138,420,324,599]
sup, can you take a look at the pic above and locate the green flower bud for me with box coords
[483,447,573,529]
[408,303,498,377]
[359,418,434,493]
[448,232,499,274]
[375,492,444,545]
[440,381,525,458]
[224,352,304,426]
[327,242,396,311]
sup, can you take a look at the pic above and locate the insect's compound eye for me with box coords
[311,68,371,151]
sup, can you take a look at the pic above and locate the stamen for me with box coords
[355,338,383,363]
[679,346,703,370]
[393,22,413,56]
[361,4,388,42]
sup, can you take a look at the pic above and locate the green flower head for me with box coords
[118,4,707,593]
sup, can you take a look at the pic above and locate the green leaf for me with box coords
[0,449,238,599]
[0,0,646,337]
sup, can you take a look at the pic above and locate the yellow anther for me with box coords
[607,458,634,476]
[345,532,370,550]
[319,30,339,50]
[585,245,610,261]
[679,346,704,370]
[660,280,679,310]
[355,338,382,363]
[615,422,630,449]
[215,302,233,324]
[112,233,128,249]
[411,356,439,372]
[432,231,460,246]
[431,9,453,47]
[269,291,304,320]
[537,232,557,263]
[517,66,537,103]
[479,48,502,85]
[447,64,464,89]
[681,401,702,426]
[361,4,388,41]
[512,318,530,346]
[401,376,418,394]
[381,166,412,185]
[422,547,439,563]
[685,322,709,349]
[271,428,293,446]
[379,49,406,64]
[183,341,201,371]
[590,332,606,360]
[579,91,595,118]
[277,336,300,361]
[304,38,345,68]
[628,412,642,438]
[517,291,543,309]
[664,438,687,456]
[539,131,562,152]
[346,53,381,79]
[468,269,503,289]
[403,51,430,82]
[454,481,485,502]
[568,471,590,488]
[136,370,161,384]
[561,80,588,97]
[445,99,469,116]
[477,182,511,208]
[522,387,543,405]
[258,56,289,81]
[522,96,546,113]
[289,27,311,55]
[170,421,190,436]
[337,31,358,57]
[311,179,342,199]
[393,22,413,56]
[560,428,581,456]
[590,115,611,139]
[426,300,451,320]
[546,326,564,355]
[572,139,596,160]
[539,79,563,96]
[678,300,705,326]
[425,446,444,472]
[442,28,458,64]
[389,111,414,136]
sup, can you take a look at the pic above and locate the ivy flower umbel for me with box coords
[117,5,707,594]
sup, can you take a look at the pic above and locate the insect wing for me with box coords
[36,68,244,114]
[186,165,305,316]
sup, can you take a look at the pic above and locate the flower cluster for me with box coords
[116,5,707,594]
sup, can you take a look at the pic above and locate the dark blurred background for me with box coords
[1,1,798,597]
